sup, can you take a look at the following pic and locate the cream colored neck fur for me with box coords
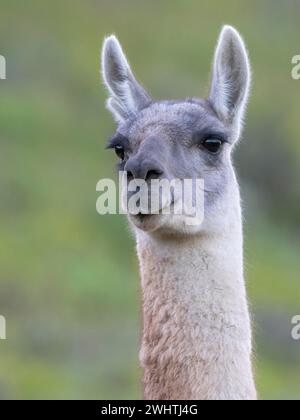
[135,192,256,400]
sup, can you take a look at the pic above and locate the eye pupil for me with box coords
[202,138,223,154]
[115,145,125,160]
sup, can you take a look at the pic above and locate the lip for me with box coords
[134,212,152,219]
[131,212,158,221]
[129,212,165,232]
[128,197,175,216]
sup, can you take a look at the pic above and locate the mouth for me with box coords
[129,212,165,232]
[131,211,159,222]
[133,212,152,220]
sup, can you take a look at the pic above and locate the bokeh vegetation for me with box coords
[0,0,299,399]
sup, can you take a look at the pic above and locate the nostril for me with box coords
[146,169,163,181]
[125,159,163,181]
[126,171,134,181]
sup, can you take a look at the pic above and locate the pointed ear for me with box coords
[101,35,151,123]
[209,26,251,135]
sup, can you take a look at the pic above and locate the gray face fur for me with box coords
[101,26,251,235]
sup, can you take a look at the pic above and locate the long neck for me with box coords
[136,199,256,400]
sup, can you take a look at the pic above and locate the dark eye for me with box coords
[114,145,125,160]
[202,138,223,154]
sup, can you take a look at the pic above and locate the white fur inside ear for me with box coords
[101,35,151,122]
[106,97,125,123]
[209,26,251,134]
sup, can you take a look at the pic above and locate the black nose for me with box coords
[124,158,163,181]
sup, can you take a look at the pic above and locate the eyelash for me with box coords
[201,137,225,154]
[192,132,226,154]
[106,134,129,150]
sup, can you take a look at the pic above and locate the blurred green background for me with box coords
[0,0,300,400]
